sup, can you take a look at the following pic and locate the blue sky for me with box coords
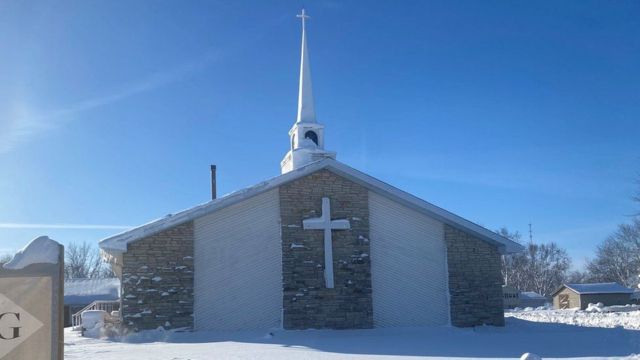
[0,1,638,270]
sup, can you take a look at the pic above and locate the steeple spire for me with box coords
[281,9,336,174]
[296,9,316,123]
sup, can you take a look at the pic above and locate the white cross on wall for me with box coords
[303,197,350,288]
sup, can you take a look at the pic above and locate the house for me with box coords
[98,10,523,332]
[551,282,633,310]
[64,278,120,327]
[519,291,548,308]
[502,285,520,309]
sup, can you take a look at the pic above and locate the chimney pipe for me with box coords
[210,165,217,200]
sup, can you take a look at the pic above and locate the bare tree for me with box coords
[527,242,571,296]
[587,218,640,288]
[566,270,591,284]
[498,227,571,296]
[64,241,113,279]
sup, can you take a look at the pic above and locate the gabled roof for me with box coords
[99,158,523,255]
[553,282,634,296]
[64,278,120,305]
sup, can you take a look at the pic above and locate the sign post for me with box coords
[0,236,64,360]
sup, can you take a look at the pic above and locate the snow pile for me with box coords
[507,307,640,330]
[520,353,542,360]
[604,304,640,313]
[3,235,61,270]
[82,310,106,333]
[584,303,640,313]
[82,310,106,329]
[585,302,605,312]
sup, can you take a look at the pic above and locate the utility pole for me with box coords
[528,223,533,244]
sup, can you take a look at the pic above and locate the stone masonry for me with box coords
[121,222,194,331]
[444,224,504,326]
[280,169,373,329]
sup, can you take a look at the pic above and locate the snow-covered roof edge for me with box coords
[64,278,121,305]
[520,291,546,299]
[552,282,634,296]
[99,158,524,255]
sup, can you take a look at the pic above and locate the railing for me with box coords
[71,300,120,330]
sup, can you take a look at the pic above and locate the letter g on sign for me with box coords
[0,312,21,340]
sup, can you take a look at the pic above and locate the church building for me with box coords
[99,10,523,332]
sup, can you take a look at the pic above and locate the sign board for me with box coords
[0,239,63,360]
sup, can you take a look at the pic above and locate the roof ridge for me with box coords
[99,158,523,255]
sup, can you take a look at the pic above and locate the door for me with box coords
[559,294,570,309]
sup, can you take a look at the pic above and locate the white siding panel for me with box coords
[369,191,449,327]
[194,189,282,330]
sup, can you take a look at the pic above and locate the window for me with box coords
[304,130,318,145]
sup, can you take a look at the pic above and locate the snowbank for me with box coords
[3,236,61,270]
[507,307,640,330]
[585,302,640,313]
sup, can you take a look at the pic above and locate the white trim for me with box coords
[443,230,452,327]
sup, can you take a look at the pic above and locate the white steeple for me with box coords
[281,9,336,174]
[296,9,316,124]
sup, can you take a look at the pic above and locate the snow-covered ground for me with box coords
[506,306,640,330]
[64,314,640,360]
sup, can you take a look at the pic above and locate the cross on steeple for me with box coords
[297,8,310,29]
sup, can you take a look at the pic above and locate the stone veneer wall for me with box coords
[444,224,504,326]
[121,222,194,331]
[280,169,373,329]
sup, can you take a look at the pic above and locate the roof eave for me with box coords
[99,158,524,255]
